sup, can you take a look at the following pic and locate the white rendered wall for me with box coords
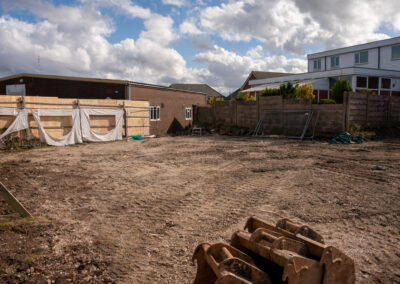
[311,78,329,90]
[309,57,325,72]
[380,46,400,71]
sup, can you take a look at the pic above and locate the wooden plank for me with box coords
[0,182,32,218]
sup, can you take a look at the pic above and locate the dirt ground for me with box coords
[0,136,399,283]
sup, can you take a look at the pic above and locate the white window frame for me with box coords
[331,56,339,68]
[150,106,160,121]
[355,51,368,65]
[392,45,400,61]
[313,59,321,71]
[185,107,192,120]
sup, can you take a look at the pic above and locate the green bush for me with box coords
[331,79,353,103]
[235,92,256,101]
[260,82,298,98]
[358,89,377,96]
[318,99,336,104]
[260,88,280,97]
[279,82,298,99]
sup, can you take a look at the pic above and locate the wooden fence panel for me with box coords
[0,95,150,139]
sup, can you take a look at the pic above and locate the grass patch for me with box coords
[0,217,50,232]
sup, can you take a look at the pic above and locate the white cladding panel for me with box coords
[311,78,329,89]
[310,48,380,71]
[380,45,400,71]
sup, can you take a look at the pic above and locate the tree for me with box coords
[331,79,353,103]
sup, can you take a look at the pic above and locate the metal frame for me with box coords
[253,109,320,140]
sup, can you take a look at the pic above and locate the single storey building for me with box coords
[0,73,207,135]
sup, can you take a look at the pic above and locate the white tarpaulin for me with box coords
[0,108,29,140]
[80,108,124,142]
[32,109,82,146]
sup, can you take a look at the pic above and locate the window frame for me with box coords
[150,106,160,121]
[368,76,379,90]
[355,51,368,65]
[313,59,322,71]
[185,107,192,121]
[331,56,340,68]
[381,78,391,90]
[356,76,368,88]
[392,45,400,61]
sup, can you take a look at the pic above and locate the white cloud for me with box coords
[162,0,189,7]
[246,45,264,59]
[140,15,179,46]
[180,19,204,35]
[199,0,400,54]
[0,1,193,86]
[194,45,307,94]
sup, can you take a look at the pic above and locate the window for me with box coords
[331,56,339,68]
[355,51,368,64]
[356,76,367,88]
[150,106,160,121]
[313,59,322,70]
[381,78,391,89]
[368,76,379,89]
[392,46,400,60]
[185,107,192,120]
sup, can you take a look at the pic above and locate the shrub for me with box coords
[208,97,224,106]
[331,79,353,103]
[279,82,298,99]
[318,99,336,104]
[296,83,315,100]
[260,88,280,97]
[235,92,255,101]
[358,89,377,96]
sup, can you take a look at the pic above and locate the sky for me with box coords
[0,0,400,95]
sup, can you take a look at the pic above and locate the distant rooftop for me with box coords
[169,83,222,97]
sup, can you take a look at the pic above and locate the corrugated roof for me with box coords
[0,73,129,85]
[169,84,222,97]
[251,71,293,80]
[0,73,208,96]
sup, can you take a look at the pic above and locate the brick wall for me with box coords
[130,85,206,135]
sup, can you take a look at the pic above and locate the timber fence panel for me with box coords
[0,95,150,142]
[236,101,258,127]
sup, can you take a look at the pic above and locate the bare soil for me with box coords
[0,136,399,283]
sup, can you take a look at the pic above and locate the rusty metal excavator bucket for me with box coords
[192,243,271,284]
[192,217,355,284]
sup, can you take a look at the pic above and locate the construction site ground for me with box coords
[0,136,399,283]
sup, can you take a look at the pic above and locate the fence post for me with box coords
[365,93,369,126]
[123,101,128,138]
[344,92,351,131]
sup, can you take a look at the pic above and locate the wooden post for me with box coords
[123,101,128,138]
[365,93,369,126]
[0,182,32,218]
[344,92,351,131]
